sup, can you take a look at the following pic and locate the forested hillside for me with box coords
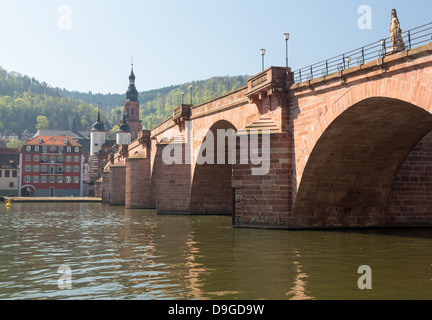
[0,66,249,141]
[0,67,99,135]
[58,75,249,129]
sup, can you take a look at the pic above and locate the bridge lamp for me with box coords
[381,39,386,55]
[261,48,266,71]
[284,33,290,68]
[346,56,351,68]
[189,84,193,105]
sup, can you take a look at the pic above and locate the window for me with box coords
[24,165,31,172]
[58,146,64,153]
[33,176,39,183]
[58,156,64,162]
[74,156,80,162]
[74,147,80,153]
[74,165,80,173]
[42,155,48,163]
[5,170,10,178]
[42,146,47,153]
[50,146,56,152]
[50,167,56,174]
[12,171,17,178]
[33,165,39,172]
[66,156,72,162]
[66,147,71,153]
[26,146,31,152]
[57,176,63,183]
[65,176,71,183]
[24,176,31,183]
[41,165,48,173]
[66,165,72,173]
[58,166,63,173]
[49,176,55,183]
[34,146,40,152]
[26,155,31,161]
[73,176,79,184]
[33,155,40,161]
[0,170,2,177]
[41,176,47,183]
[9,182,14,188]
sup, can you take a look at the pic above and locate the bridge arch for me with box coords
[190,119,237,215]
[294,76,432,187]
[293,96,432,228]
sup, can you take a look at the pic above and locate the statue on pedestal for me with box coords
[389,9,406,52]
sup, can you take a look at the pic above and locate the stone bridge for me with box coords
[97,42,432,229]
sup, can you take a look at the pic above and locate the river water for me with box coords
[0,203,432,300]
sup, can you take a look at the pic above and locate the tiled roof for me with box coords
[24,136,82,147]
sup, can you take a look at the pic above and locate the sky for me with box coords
[0,0,431,94]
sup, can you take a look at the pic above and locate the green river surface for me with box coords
[1,203,432,300]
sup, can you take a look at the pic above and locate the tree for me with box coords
[7,139,23,149]
[36,115,49,131]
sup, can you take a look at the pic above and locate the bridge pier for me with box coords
[385,129,432,226]
[125,154,153,209]
[155,141,192,214]
[109,161,126,206]
[233,131,292,228]
[101,170,110,204]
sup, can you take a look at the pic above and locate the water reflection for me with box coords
[286,250,314,300]
[1,203,432,299]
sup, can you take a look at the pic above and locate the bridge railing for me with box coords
[292,21,432,84]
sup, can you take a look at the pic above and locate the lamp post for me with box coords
[284,33,290,68]
[189,84,193,105]
[260,48,266,71]
[181,91,184,105]
[380,39,386,56]
[346,56,351,68]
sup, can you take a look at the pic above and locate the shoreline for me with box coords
[2,197,102,203]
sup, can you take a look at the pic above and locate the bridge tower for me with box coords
[116,112,131,145]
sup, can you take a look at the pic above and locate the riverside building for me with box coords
[19,136,84,197]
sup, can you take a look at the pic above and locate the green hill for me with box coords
[0,66,99,136]
[57,75,250,130]
[0,66,249,138]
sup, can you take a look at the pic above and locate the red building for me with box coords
[19,136,84,197]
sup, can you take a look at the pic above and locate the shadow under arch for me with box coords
[293,97,432,228]
[190,120,237,215]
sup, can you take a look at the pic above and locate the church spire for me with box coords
[129,57,135,84]
[126,58,138,102]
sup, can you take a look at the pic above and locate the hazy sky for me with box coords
[0,0,431,94]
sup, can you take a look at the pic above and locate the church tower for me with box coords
[124,62,142,140]
[116,112,131,145]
